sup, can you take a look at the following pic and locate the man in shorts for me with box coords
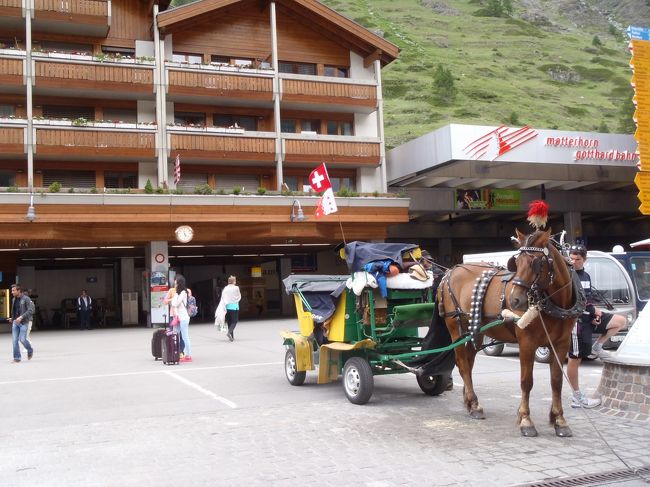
[566,244,626,408]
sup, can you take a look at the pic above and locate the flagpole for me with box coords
[337,213,346,245]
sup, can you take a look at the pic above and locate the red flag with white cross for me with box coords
[309,163,332,193]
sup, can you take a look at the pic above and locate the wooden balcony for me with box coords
[0,56,23,88]
[170,131,276,162]
[36,127,155,159]
[283,137,381,166]
[0,126,25,156]
[282,78,377,110]
[33,0,110,37]
[167,68,273,102]
[35,60,154,96]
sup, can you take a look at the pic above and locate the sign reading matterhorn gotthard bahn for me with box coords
[630,26,650,214]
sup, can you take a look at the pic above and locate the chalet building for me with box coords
[0,0,404,326]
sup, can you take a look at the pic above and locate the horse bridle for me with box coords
[508,245,555,297]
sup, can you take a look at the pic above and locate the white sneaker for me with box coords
[571,391,601,409]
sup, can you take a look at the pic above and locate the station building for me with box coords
[0,0,404,328]
[387,123,649,265]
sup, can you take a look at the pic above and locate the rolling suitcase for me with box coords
[151,328,166,360]
[161,330,180,365]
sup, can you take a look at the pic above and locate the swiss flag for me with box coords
[309,163,332,193]
[315,188,338,218]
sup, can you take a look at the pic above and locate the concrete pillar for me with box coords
[121,257,135,293]
[564,211,583,245]
[146,241,169,327]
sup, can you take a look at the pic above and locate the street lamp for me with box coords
[290,199,307,222]
[25,194,36,222]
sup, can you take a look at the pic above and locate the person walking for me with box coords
[567,244,626,408]
[219,275,241,342]
[9,284,35,363]
[171,274,192,362]
[77,289,93,330]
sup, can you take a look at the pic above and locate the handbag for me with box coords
[170,316,180,327]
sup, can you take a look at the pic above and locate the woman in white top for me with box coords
[171,274,192,362]
[219,275,241,342]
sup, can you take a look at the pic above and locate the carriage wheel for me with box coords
[285,347,306,386]
[416,373,448,396]
[343,357,374,405]
[534,346,551,364]
[482,336,504,356]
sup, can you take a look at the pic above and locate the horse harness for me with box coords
[439,265,514,350]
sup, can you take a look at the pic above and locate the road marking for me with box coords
[164,370,237,409]
[0,361,283,386]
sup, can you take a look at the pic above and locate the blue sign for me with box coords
[628,25,650,41]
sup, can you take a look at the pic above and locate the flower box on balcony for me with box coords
[0,117,26,124]
[49,52,71,59]
[94,122,115,128]
[117,123,137,129]
[70,54,92,61]
[50,120,72,126]
[0,48,24,56]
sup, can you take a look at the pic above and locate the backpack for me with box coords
[186,295,198,318]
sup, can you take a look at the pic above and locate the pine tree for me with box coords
[433,64,457,105]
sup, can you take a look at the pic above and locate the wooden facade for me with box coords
[0,0,405,251]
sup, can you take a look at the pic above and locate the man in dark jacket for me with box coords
[77,289,93,330]
[9,284,35,363]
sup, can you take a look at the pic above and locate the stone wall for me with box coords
[597,361,650,421]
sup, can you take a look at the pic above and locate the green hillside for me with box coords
[169,0,650,148]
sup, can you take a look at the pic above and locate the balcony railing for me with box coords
[0,0,21,8]
[0,126,25,156]
[170,131,276,162]
[33,0,110,37]
[0,56,23,86]
[35,60,153,94]
[167,68,273,101]
[282,78,377,109]
[36,127,155,159]
[283,137,381,165]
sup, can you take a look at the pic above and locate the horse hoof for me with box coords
[470,409,486,420]
[520,426,538,437]
[554,425,573,437]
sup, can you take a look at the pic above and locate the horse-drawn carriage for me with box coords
[280,242,455,405]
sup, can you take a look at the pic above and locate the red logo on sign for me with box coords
[463,125,538,161]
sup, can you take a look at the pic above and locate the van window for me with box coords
[585,257,630,304]
[630,256,650,301]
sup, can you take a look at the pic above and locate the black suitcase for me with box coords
[151,328,166,360]
[162,330,180,365]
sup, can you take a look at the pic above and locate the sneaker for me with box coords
[571,391,601,409]
[227,332,234,342]
[27,351,33,360]
[12,359,20,363]
[180,356,192,362]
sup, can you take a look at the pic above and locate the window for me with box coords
[176,173,208,193]
[279,61,316,75]
[300,119,320,133]
[215,175,259,191]
[0,170,15,187]
[324,65,349,78]
[330,177,354,192]
[101,46,135,57]
[105,172,137,189]
[281,119,296,133]
[631,257,650,301]
[211,55,230,65]
[283,176,298,191]
[174,112,205,126]
[172,52,202,64]
[43,170,95,188]
[213,114,257,131]
[39,41,92,55]
[0,105,14,117]
[42,105,94,121]
[585,257,631,304]
[327,120,353,136]
[103,108,137,123]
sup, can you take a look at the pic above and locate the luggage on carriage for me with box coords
[279,241,456,405]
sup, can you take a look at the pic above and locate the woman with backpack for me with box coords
[171,274,193,362]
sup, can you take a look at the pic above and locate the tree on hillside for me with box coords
[474,0,513,18]
[432,64,457,105]
[171,0,198,6]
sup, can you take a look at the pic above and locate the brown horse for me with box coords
[437,228,584,437]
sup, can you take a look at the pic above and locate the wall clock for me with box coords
[174,225,194,243]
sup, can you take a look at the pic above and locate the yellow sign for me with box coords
[635,171,650,191]
[639,201,650,215]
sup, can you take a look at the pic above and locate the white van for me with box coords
[462,250,636,362]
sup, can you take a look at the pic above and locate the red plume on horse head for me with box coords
[527,200,548,230]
